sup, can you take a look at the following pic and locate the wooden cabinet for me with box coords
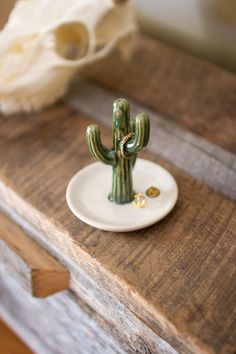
[0,35,235,354]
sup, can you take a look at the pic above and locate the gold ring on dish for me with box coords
[119,132,134,159]
[146,186,160,198]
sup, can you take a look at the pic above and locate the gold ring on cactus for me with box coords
[119,132,134,159]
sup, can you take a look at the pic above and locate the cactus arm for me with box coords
[86,124,117,166]
[130,118,136,134]
[126,113,150,154]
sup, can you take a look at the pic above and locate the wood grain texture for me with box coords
[0,201,178,354]
[0,106,235,354]
[67,79,236,201]
[0,319,33,354]
[0,212,69,297]
[0,265,132,354]
[82,34,236,154]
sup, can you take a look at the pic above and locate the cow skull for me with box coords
[0,0,136,115]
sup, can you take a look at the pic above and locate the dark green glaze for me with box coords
[86,98,150,204]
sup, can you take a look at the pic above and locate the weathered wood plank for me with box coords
[0,265,132,354]
[0,319,33,354]
[82,34,236,154]
[67,78,236,201]
[0,201,178,354]
[0,212,69,297]
[0,106,235,354]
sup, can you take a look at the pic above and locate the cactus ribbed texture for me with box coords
[86,98,150,204]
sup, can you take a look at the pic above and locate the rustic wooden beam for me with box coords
[0,266,135,354]
[0,107,235,354]
[0,212,69,297]
[0,203,178,354]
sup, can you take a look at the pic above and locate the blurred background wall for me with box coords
[1,0,236,72]
[137,0,236,72]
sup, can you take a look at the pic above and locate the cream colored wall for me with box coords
[1,0,236,71]
[137,0,236,71]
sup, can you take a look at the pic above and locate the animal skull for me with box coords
[0,0,136,115]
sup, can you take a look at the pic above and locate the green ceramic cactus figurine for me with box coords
[86,98,150,204]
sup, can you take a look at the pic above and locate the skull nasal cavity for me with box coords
[54,23,89,60]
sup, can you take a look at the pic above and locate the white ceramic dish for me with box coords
[66,158,178,232]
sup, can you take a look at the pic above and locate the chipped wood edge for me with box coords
[0,266,130,354]
[0,183,210,354]
[0,212,69,297]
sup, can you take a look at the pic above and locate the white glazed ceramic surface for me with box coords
[66,159,178,232]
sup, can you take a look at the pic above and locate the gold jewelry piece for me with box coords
[119,132,134,159]
[133,193,146,208]
[146,186,160,198]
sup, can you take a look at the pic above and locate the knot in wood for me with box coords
[133,335,152,354]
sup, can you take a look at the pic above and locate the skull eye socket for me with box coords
[54,23,89,60]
